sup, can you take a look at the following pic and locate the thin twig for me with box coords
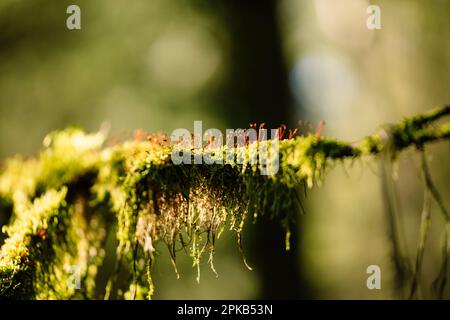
[432,223,449,299]
[421,151,450,222]
[379,154,411,298]
[409,152,432,299]
[421,150,450,299]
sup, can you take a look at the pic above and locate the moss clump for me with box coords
[0,188,69,298]
[0,106,449,299]
[0,128,108,299]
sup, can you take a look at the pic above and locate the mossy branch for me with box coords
[0,106,449,299]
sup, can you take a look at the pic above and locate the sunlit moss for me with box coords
[0,106,448,299]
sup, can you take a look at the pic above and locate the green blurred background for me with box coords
[0,0,449,299]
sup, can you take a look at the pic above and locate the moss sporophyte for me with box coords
[0,106,449,299]
[169,121,283,175]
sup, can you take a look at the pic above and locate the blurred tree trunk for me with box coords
[205,0,312,299]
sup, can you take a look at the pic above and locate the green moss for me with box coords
[0,106,449,299]
[0,188,68,298]
[0,128,109,299]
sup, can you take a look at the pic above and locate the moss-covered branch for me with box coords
[0,105,449,299]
